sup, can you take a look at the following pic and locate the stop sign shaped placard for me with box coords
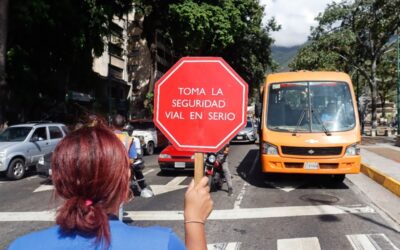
[154,57,248,152]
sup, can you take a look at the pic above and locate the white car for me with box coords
[126,119,169,155]
[231,119,258,143]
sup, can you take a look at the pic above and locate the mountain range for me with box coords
[271,44,304,72]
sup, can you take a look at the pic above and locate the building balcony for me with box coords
[110,55,125,69]
[108,65,123,80]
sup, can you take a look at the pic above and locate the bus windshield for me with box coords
[267,81,356,133]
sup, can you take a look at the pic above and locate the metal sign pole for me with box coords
[194,152,204,184]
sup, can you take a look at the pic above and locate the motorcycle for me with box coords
[130,157,154,198]
[204,153,225,192]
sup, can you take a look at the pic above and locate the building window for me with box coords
[109,44,123,57]
[109,65,123,79]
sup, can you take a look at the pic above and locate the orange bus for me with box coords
[259,71,360,183]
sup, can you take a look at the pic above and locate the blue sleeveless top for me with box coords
[8,217,185,250]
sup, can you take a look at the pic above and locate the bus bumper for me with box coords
[260,154,360,174]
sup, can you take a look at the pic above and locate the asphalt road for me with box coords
[0,144,399,250]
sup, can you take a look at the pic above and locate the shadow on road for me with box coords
[236,149,350,190]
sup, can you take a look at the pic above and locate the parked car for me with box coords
[158,145,195,172]
[125,119,169,155]
[231,119,257,143]
[0,122,68,180]
[36,152,52,179]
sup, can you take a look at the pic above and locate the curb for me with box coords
[361,163,400,197]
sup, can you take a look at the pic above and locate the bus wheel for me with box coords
[331,174,345,183]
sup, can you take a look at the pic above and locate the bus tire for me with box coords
[331,174,345,183]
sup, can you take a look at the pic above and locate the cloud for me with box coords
[261,0,334,47]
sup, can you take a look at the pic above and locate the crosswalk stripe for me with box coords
[33,185,54,193]
[347,234,399,250]
[143,169,155,176]
[207,242,241,250]
[277,237,321,250]
[166,176,187,186]
[0,205,374,222]
[32,168,156,193]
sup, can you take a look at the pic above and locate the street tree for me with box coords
[291,0,400,128]
[0,0,9,124]
[133,0,279,97]
[4,0,132,122]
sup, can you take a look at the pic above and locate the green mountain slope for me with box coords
[271,44,304,72]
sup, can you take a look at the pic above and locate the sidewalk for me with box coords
[345,136,400,226]
[359,136,400,197]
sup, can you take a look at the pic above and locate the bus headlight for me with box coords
[345,143,360,156]
[262,142,278,155]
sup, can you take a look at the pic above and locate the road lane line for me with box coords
[143,169,155,176]
[0,205,375,222]
[150,176,188,195]
[33,169,156,193]
[166,176,187,186]
[347,234,399,250]
[233,183,249,209]
[207,242,241,250]
[33,185,54,193]
[277,237,321,250]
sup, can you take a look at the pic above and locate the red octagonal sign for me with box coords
[154,57,248,152]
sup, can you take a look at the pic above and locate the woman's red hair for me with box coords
[51,123,130,247]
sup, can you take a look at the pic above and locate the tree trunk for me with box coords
[0,0,9,124]
[370,60,378,129]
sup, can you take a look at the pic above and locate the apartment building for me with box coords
[91,12,134,117]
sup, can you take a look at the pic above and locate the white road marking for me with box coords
[347,234,399,250]
[166,176,187,186]
[143,169,155,176]
[278,237,321,250]
[150,176,188,196]
[234,183,249,209]
[207,242,241,250]
[33,169,156,193]
[0,211,56,221]
[0,205,375,222]
[33,185,54,193]
[264,180,306,192]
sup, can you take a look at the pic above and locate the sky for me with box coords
[261,0,334,47]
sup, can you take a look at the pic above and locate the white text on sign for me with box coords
[164,87,236,121]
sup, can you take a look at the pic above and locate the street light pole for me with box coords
[397,29,400,134]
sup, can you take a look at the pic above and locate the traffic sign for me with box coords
[153,57,248,152]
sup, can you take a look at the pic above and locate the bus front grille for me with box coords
[284,163,339,169]
[281,146,342,156]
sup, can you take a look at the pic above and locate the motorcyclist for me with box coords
[112,114,153,198]
[216,144,233,196]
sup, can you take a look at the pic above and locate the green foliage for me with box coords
[289,0,400,125]
[135,0,280,92]
[5,0,133,122]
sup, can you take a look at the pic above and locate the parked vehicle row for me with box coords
[1,118,256,180]
[0,122,68,180]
